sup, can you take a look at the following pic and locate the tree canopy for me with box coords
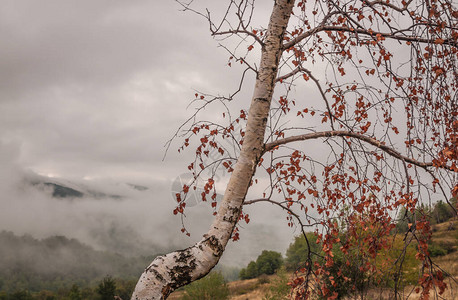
[239,250,283,279]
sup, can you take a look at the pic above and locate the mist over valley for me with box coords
[0,157,295,293]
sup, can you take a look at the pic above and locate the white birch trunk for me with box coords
[131,1,295,298]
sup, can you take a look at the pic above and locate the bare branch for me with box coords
[212,29,264,46]
[363,0,414,13]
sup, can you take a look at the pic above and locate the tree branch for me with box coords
[276,66,335,130]
[212,29,264,46]
[363,0,414,13]
[283,25,458,49]
[263,130,455,172]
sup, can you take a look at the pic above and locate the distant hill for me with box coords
[0,231,157,293]
[29,178,124,200]
[42,182,84,198]
[23,172,152,200]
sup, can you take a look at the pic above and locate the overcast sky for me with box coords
[0,0,240,182]
[0,1,303,266]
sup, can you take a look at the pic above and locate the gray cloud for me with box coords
[0,1,192,95]
[0,0,230,180]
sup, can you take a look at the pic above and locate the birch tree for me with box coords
[132,0,457,299]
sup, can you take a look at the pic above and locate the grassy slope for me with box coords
[170,219,457,299]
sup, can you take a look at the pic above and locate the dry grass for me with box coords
[169,219,457,299]
[168,277,271,300]
[167,290,184,300]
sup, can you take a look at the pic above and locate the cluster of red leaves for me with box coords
[414,216,448,298]
[231,212,251,242]
[173,97,252,230]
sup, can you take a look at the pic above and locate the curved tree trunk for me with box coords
[131,1,295,299]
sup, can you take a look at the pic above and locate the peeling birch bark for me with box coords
[131,1,295,299]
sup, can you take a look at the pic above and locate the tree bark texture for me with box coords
[131,1,295,299]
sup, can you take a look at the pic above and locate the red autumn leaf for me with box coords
[434,38,445,44]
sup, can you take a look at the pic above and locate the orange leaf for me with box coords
[434,38,445,44]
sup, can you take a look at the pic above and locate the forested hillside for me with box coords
[0,231,155,294]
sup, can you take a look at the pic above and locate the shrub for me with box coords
[239,261,258,280]
[285,233,319,271]
[428,242,448,257]
[257,274,270,284]
[182,272,229,300]
[239,251,283,279]
[428,241,455,257]
[255,250,283,276]
[238,268,246,280]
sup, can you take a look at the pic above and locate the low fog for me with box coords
[0,139,296,268]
